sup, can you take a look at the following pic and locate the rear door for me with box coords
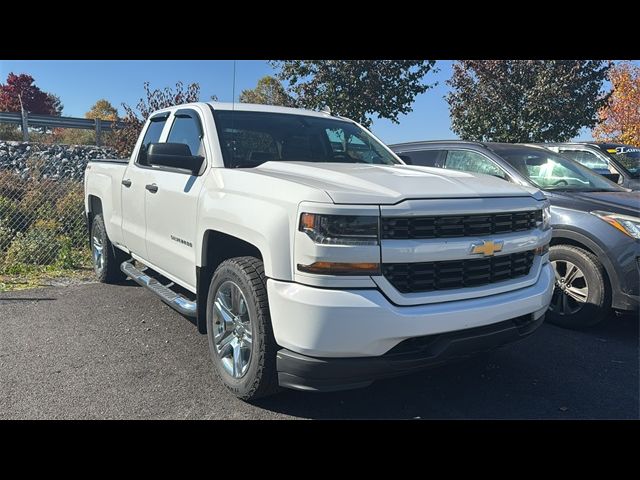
[144,108,208,290]
[121,113,170,261]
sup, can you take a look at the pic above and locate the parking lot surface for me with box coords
[1,282,637,419]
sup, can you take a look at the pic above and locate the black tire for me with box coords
[206,256,280,401]
[91,213,128,284]
[547,245,610,329]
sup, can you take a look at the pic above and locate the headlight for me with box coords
[591,211,640,239]
[299,213,379,246]
[540,202,551,231]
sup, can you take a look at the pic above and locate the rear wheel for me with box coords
[206,257,280,401]
[91,213,128,283]
[547,245,610,329]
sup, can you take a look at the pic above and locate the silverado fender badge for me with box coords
[470,240,504,256]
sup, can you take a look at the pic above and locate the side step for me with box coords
[121,261,197,317]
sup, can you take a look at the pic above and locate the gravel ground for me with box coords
[0,281,637,419]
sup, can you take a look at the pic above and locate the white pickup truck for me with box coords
[84,102,554,400]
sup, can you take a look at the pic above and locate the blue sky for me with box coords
[1,60,637,144]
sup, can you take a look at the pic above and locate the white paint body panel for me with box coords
[267,262,554,357]
[85,102,554,358]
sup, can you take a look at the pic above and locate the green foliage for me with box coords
[0,172,89,273]
[446,60,612,142]
[55,187,86,248]
[0,195,20,224]
[0,124,22,141]
[240,76,294,107]
[270,60,437,127]
[0,224,13,252]
[51,128,96,145]
[3,219,62,268]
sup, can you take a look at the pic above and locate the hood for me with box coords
[547,190,640,216]
[251,162,540,204]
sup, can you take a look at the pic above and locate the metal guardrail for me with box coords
[0,111,126,146]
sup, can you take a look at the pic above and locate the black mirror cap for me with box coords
[147,142,204,175]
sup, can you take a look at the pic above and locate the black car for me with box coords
[390,140,640,329]
[542,142,640,190]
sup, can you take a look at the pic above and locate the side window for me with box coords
[443,150,507,179]
[137,116,167,165]
[399,150,446,167]
[167,114,203,156]
[558,149,609,172]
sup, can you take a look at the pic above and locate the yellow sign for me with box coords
[470,240,504,257]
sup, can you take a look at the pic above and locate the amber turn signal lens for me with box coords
[300,213,316,230]
[297,262,381,276]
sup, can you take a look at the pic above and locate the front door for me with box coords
[144,109,207,290]
[121,113,170,261]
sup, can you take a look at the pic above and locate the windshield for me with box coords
[605,146,640,177]
[212,110,400,168]
[492,146,624,192]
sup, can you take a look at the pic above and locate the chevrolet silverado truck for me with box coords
[84,102,554,400]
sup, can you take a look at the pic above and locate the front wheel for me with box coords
[206,257,280,401]
[547,245,610,329]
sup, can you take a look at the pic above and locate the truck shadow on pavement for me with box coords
[252,314,639,419]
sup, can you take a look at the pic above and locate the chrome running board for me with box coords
[121,261,197,317]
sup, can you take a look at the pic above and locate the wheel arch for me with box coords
[86,195,103,246]
[550,228,618,301]
[195,230,265,334]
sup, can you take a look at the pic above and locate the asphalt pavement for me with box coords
[1,281,637,419]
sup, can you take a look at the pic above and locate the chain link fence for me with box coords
[0,142,118,275]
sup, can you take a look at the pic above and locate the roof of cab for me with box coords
[147,101,347,121]
[207,102,343,120]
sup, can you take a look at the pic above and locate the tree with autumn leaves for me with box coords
[0,73,62,115]
[593,62,640,147]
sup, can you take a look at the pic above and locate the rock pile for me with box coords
[0,141,121,181]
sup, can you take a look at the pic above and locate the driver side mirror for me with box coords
[146,143,205,175]
[397,154,412,165]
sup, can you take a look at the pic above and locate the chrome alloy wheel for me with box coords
[92,235,105,273]
[212,281,253,378]
[550,260,589,315]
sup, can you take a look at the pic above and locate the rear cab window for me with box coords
[137,115,168,165]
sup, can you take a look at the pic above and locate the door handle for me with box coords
[121,179,132,187]
[145,183,158,193]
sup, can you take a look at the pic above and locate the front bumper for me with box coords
[277,313,545,392]
[267,262,554,358]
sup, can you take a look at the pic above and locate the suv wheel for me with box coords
[547,245,610,329]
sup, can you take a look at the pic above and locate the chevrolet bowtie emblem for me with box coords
[470,240,504,256]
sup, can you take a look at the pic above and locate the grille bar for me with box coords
[382,251,535,293]
[381,210,541,240]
